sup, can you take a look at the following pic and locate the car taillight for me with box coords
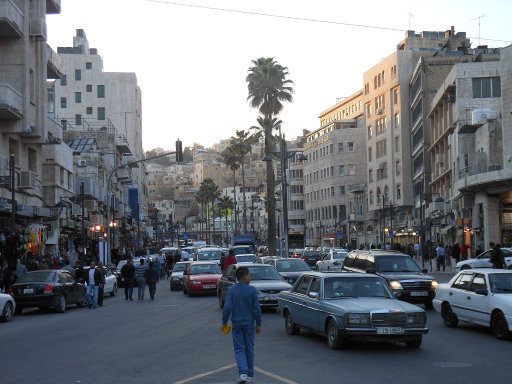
[44,284,54,294]
[7,287,13,294]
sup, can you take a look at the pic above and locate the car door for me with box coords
[219,266,236,300]
[58,272,76,300]
[463,273,490,324]
[472,250,493,269]
[449,272,474,320]
[290,276,312,326]
[302,277,322,330]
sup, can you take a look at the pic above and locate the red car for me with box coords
[183,262,222,297]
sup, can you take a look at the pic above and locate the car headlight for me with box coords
[190,280,202,285]
[348,313,370,325]
[389,281,403,290]
[406,312,426,326]
[431,280,438,289]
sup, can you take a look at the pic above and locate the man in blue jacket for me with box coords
[222,266,261,384]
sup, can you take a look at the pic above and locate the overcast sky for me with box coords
[46,0,512,151]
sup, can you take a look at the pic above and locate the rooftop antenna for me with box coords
[472,14,485,45]
[407,11,415,30]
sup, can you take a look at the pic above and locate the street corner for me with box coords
[172,364,299,384]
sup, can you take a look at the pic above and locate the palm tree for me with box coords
[229,129,257,234]
[217,195,234,246]
[201,178,220,244]
[221,147,240,235]
[195,187,209,242]
[247,58,293,255]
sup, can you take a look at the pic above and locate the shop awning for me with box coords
[441,225,454,235]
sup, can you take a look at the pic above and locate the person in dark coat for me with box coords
[121,258,136,300]
[144,261,159,300]
[451,243,461,264]
[490,244,506,269]
[97,261,107,307]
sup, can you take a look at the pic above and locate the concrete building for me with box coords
[304,91,366,248]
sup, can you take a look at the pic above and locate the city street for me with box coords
[0,275,510,384]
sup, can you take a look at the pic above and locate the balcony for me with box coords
[0,0,23,37]
[116,168,132,184]
[47,44,64,79]
[46,0,61,14]
[0,84,23,120]
[29,17,47,40]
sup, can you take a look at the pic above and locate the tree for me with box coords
[195,187,209,241]
[197,178,220,244]
[221,146,240,234]
[247,57,294,255]
[217,195,234,246]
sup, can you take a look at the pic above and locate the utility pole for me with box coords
[81,180,86,257]
[10,154,16,232]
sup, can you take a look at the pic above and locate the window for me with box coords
[347,142,354,152]
[329,144,333,154]
[86,107,93,115]
[397,184,401,200]
[339,186,345,196]
[75,92,81,103]
[86,62,92,70]
[394,113,400,129]
[75,114,82,126]
[348,164,356,175]
[368,147,372,162]
[395,136,400,152]
[61,75,67,86]
[86,84,92,92]
[393,88,399,104]
[396,161,401,176]
[469,274,487,292]
[366,103,372,117]
[339,165,345,176]
[29,69,35,103]
[97,85,105,98]
[369,191,374,205]
[331,186,335,197]
[368,126,373,139]
[376,139,387,158]
[452,273,473,290]
[338,142,344,152]
[368,169,373,182]
[60,97,67,109]
[98,107,105,120]
[28,148,37,172]
[472,77,500,98]
[75,69,81,81]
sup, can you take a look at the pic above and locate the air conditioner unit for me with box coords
[78,160,87,167]
[20,171,36,189]
[84,200,97,212]
[29,18,47,39]
[436,154,444,164]
[71,203,87,217]
[376,109,384,115]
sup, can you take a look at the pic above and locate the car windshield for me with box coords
[275,259,311,272]
[247,266,283,281]
[233,247,252,255]
[489,273,512,293]
[236,255,257,263]
[197,251,222,261]
[190,264,221,275]
[16,271,56,283]
[173,263,188,272]
[303,251,320,257]
[375,256,421,273]
[333,252,347,260]
[324,277,393,299]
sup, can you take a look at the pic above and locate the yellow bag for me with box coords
[222,325,232,335]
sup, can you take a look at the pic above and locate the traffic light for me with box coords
[175,139,183,163]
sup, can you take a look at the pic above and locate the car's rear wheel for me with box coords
[110,284,118,297]
[1,302,14,322]
[491,311,512,340]
[284,310,300,335]
[326,319,345,349]
[405,336,422,348]
[218,293,224,309]
[441,303,458,328]
[55,295,66,313]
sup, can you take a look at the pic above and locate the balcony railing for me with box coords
[47,44,64,79]
[0,83,23,120]
[0,0,23,37]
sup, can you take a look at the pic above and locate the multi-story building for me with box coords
[0,0,74,257]
[304,91,366,248]
[363,29,467,246]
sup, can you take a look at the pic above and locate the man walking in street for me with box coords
[97,261,107,307]
[436,243,446,272]
[121,258,135,300]
[135,258,147,300]
[222,266,261,384]
[86,261,102,309]
[144,261,159,300]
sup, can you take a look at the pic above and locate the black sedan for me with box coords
[264,258,312,286]
[10,270,87,314]
[301,250,322,268]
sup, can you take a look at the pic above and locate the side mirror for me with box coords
[365,268,375,274]
[309,291,320,299]
[282,275,289,281]
[422,268,428,273]
[476,288,488,296]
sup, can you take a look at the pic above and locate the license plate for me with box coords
[376,327,405,335]
[410,291,428,297]
[23,288,34,294]
[203,285,216,289]
[263,295,277,301]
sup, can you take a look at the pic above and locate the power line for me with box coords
[145,0,512,43]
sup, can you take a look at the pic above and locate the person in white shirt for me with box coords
[87,262,101,309]
[436,244,446,272]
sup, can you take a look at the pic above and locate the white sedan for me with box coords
[454,248,512,272]
[316,249,348,272]
[1,292,16,322]
[433,269,512,339]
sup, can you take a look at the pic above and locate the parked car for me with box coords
[0,292,16,322]
[10,270,87,314]
[235,254,261,264]
[291,249,304,258]
[264,258,312,286]
[454,248,512,272]
[170,261,191,291]
[433,269,512,339]
[232,245,253,255]
[183,262,223,297]
[278,272,428,349]
[342,250,437,309]
[217,263,292,309]
[316,250,348,272]
[301,250,322,267]
[196,247,223,265]
[82,266,118,297]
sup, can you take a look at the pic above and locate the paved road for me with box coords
[0,278,509,384]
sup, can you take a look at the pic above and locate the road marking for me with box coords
[432,362,473,368]
[255,367,299,384]
[172,363,236,384]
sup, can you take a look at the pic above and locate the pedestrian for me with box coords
[15,259,27,282]
[121,258,135,300]
[144,261,159,300]
[181,248,191,261]
[86,261,102,309]
[436,244,446,272]
[490,244,506,269]
[97,261,107,307]
[413,243,421,259]
[154,256,161,281]
[224,249,237,270]
[220,252,227,271]
[165,254,174,279]
[62,258,74,275]
[135,258,147,300]
[451,243,461,264]
[222,266,262,384]
[460,242,468,261]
